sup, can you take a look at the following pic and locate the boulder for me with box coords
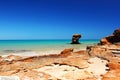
[71,34,81,44]
[100,28,120,45]
[60,48,73,57]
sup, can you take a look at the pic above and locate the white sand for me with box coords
[0,76,19,80]
[34,57,108,80]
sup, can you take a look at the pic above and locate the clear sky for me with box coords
[0,0,120,39]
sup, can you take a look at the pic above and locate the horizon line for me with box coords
[0,39,101,40]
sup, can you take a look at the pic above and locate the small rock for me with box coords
[71,34,82,44]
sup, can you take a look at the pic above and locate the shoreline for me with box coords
[0,44,120,79]
[1,48,86,57]
[0,31,120,80]
[0,39,99,55]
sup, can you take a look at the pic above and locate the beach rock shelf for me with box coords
[0,43,120,80]
[71,34,81,44]
[0,29,120,80]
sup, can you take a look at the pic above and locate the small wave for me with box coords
[3,50,32,53]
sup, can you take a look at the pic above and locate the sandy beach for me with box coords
[0,48,108,80]
[0,42,120,80]
[0,0,120,79]
[0,29,120,80]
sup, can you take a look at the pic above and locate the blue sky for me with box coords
[0,0,120,39]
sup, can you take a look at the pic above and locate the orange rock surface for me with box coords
[0,43,120,80]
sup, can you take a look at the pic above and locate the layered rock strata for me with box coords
[0,48,110,80]
[0,45,119,80]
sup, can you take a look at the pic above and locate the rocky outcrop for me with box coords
[102,70,120,80]
[102,60,120,80]
[87,45,113,59]
[87,44,120,59]
[0,48,108,80]
[86,44,120,80]
[59,48,73,57]
[71,34,81,44]
[100,28,120,45]
[0,41,120,79]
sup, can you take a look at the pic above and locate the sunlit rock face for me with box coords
[100,28,120,45]
[71,34,81,44]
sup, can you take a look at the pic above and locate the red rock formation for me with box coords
[0,43,120,79]
[100,28,120,45]
[108,62,120,70]
[102,70,120,80]
[59,48,73,57]
[0,49,89,72]
[86,45,113,59]
[100,38,111,45]
[71,34,82,44]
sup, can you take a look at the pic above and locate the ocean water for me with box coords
[0,39,100,56]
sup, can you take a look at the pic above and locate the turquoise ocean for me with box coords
[0,39,100,56]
